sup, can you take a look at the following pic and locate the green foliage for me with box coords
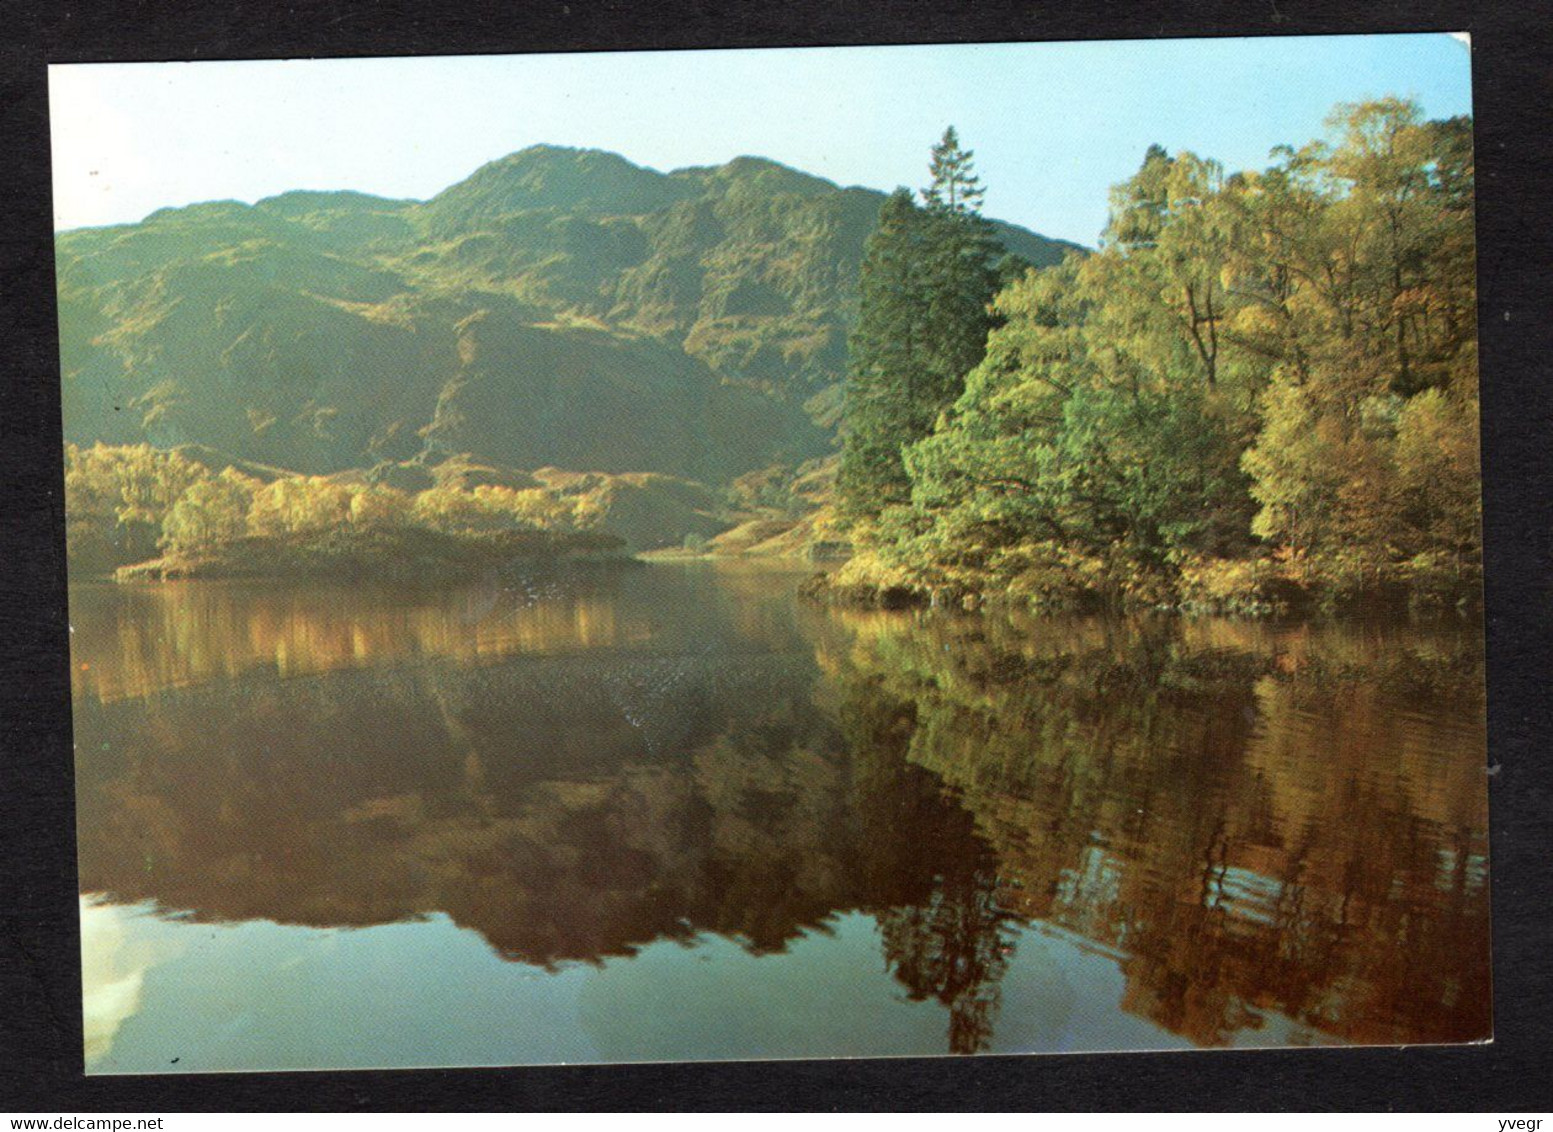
[727,464,802,515]
[409,482,588,534]
[922,126,987,216]
[836,190,932,514]
[838,131,1003,520]
[838,99,1480,610]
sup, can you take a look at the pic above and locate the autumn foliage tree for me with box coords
[841,99,1479,608]
[1239,101,1479,589]
[65,443,207,567]
[64,446,596,577]
[161,468,259,554]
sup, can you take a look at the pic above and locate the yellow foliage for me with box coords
[248,476,353,537]
[347,485,412,528]
[65,442,206,530]
[162,468,259,553]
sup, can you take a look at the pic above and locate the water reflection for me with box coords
[817,608,1490,1048]
[71,566,1490,1066]
[68,571,660,704]
[79,898,153,1065]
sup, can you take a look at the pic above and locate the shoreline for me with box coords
[73,548,1486,628]
[798,565,1485,621]
[99,527,634,587]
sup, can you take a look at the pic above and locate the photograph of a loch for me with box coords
[53,34,1488,1071]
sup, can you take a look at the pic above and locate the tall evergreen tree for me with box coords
[922,127,987,216]
[838,131,1001,520]
[837,189,928,516]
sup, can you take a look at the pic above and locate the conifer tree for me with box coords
[838,131,1000,520]
[922,127,987,216]
[837,189,928,516]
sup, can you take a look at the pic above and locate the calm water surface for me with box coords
[69,563,1491,1071]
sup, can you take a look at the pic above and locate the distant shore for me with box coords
[104,526,631,586]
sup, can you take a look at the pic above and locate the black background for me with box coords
[2,0,1549,1111]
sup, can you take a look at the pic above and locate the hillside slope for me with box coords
[56,145,1082,483]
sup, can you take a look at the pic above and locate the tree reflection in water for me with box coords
[70,568,1490,1055]
[876,872,1016,1054]
[823,606,1489,1048]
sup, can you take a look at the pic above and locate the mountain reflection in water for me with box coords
[70,565,1490,1070]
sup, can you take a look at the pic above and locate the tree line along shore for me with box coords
[64,444,628,583]
[817,102,1478,615]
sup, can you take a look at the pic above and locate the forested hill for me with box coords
[56,145,1080,482]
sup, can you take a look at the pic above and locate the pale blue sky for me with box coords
[49,34,1471,245]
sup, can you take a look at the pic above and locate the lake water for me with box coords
[69,563,1491,1072]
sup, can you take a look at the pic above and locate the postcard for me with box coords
[52,34,1488,1072]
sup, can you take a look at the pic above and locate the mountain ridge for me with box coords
[57,144,1084,485]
